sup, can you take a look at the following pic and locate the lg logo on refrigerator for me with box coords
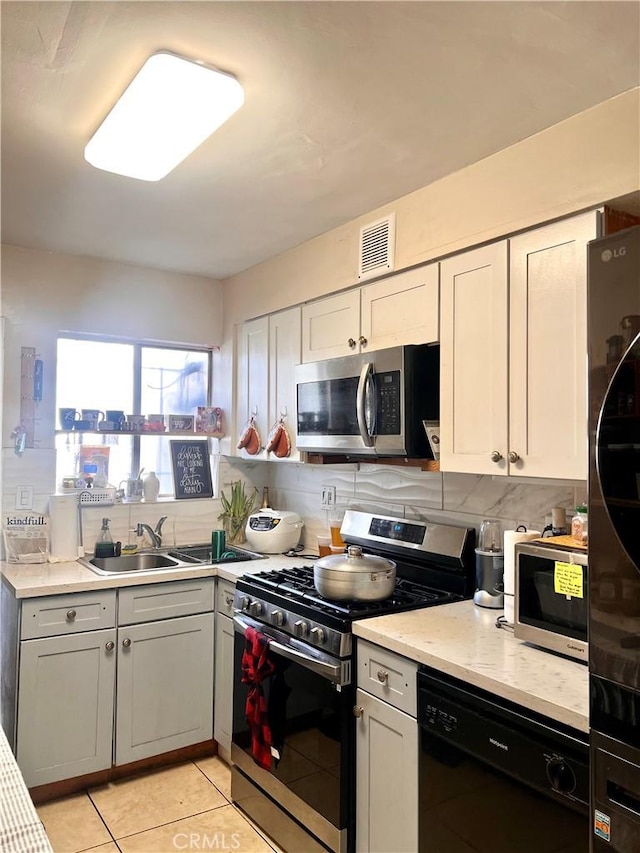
[601,246,627,262]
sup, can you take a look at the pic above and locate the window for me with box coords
[56,336,211,495]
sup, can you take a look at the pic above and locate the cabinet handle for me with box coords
[347,338,357,348]
[490,451,503,463]
[122,638,132,648]
[353,705,364,718]
[359,335,368,347]
[508,451,520,464]
[377,669,389,684]
[225,595,234,607]
[66,609,77,621]
[105,641,115,652]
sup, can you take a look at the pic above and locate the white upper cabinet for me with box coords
[440,242,509,475]
[235,308,301,461]
[508,211,598,480]
[235,316,269,460]
[301,264,439,362]
[302,290,360,362]
[268,306,302,461]
[440,210,599,479]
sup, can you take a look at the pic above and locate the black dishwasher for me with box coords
[417,666,589,852]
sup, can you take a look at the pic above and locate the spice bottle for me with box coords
[571,505,588,545]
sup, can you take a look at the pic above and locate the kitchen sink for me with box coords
[78,542,264,576]
[81,553,191,575]
[165,544,263,564]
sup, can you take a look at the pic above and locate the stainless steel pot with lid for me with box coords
[314,545,396,601]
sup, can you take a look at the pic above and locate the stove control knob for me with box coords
[239,596,250,611]
[248,601,263,618]
[546,757,576,794]
[293,620,309,639]
[271,610,286,627]
[310,626,326,645]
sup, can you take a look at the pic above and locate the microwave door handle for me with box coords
[357,362,375,447]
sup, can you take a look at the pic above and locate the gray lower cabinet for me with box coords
[355,640,418,853]
[17,627,116,787]
[15,578,215,788]
[213,579,236,759]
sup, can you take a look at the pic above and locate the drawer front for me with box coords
[21,590,116,639]
[357,639,417,715]
[118,578,215,625]
[216,580,236,617]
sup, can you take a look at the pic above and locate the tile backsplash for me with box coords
[2,446,584,560]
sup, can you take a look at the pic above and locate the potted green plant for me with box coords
[218,480,257,545]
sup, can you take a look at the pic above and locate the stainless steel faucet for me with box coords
[136,516,168,548]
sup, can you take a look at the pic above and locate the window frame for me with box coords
[56,332,213,483]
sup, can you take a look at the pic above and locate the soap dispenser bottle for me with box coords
[95,518,115,558]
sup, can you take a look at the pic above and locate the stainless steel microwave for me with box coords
[514,540,588,663]
[295,343,439,457]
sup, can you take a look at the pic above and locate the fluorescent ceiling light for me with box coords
[85,51,244,181]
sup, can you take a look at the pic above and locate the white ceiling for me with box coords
[1,1,639,280]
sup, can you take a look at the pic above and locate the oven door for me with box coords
[231,613,354,853]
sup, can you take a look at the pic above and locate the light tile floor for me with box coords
[37,757,283,853]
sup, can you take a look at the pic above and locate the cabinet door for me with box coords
[355,688,418,853]
[509,211,599,479]
[301,290,360,362]
[213,613,234,756]
[17,628,116,787]
[440,242,509,475]
[115,613,214,766]
[360,263,439,351]
[268,306,301,461]
[235,316,269,458]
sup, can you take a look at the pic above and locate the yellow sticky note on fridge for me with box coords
[554,561,584,598]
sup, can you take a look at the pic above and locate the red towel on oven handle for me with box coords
[241,625,276,770]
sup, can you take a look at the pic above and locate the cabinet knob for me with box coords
[105,641,115,652]
[353,705,364,719]
[490,451,503,463]
[66,609,77,621]
[377,669,389,684]
[508,451,520,464]
[359,335,368,347]
[347,338,357,348]
[122,638,132,648]
[225,595,234,608]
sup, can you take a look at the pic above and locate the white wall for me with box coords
[223,88,640,326]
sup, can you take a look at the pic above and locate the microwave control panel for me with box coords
[377,370,400,434]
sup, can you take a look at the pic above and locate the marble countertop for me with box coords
[353,600,589,733]
[1,551,311,598]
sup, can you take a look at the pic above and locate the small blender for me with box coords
[473,519,504,608]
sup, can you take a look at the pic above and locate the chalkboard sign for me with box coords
[170,440,214,500]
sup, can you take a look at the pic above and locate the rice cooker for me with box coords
[245,509,304,553]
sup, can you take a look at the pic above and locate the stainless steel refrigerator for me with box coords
[588,225,640,851]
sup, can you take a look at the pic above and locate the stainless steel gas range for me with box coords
[230,510,475,853]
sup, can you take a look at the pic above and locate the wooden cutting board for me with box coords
[531,535,588,552]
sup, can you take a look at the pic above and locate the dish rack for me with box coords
[78,488,116,506]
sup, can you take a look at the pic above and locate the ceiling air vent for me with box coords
[358,214,396,281]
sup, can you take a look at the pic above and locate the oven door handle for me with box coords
[356,362,375,447]
[233,614,349,685]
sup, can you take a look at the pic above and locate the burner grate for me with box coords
[243,566,454,619]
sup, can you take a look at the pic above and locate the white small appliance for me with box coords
[245,509,303,553]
